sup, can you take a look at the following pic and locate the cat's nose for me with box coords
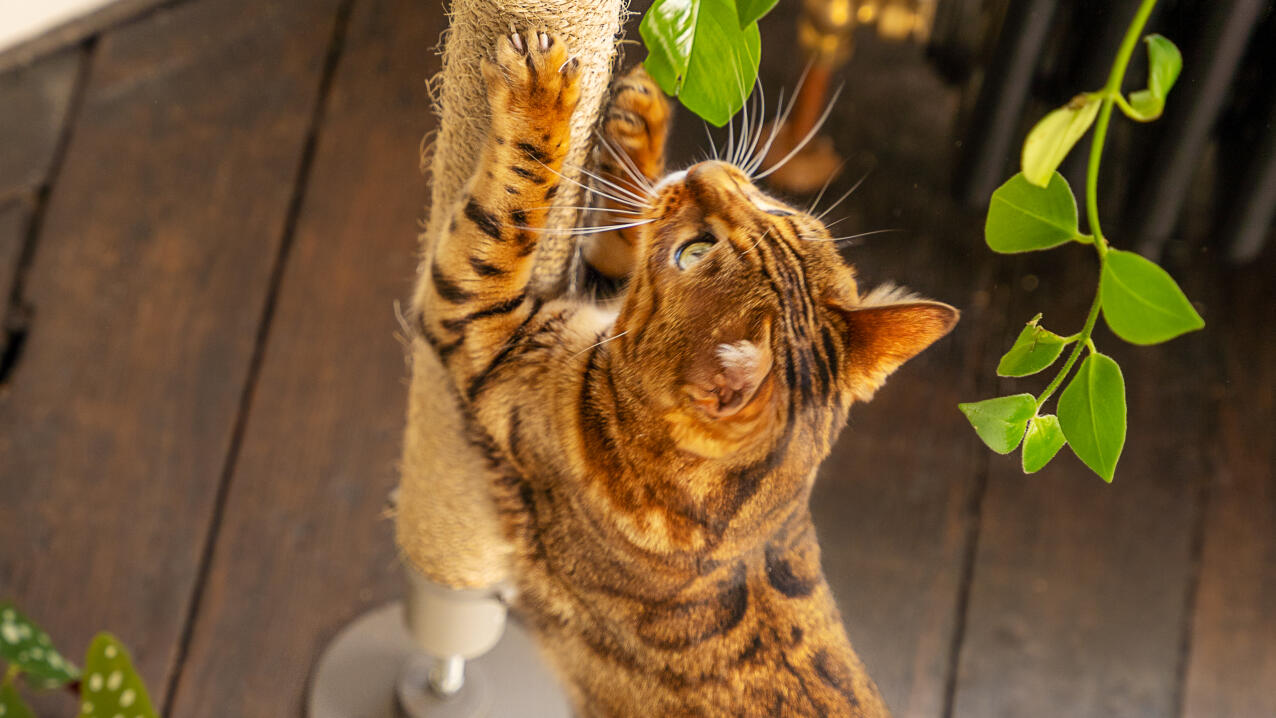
[685,161,745,210]
[686,161,738,190]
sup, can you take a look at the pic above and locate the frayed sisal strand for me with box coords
[397,0,628,590]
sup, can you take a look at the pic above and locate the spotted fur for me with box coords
[414,31,959,717]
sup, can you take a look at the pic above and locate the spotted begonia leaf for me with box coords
[0,602,79,685]
[1,680,36,718]
[77,634,156,718]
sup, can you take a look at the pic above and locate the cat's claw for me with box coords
[485,28,580,117]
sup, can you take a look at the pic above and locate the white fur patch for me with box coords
[652,168,688,192]
[859,282,919,307]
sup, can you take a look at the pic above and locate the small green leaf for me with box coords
[1121,35,1183,121]
[736,0,779,28]
[1021,94,1101,186]
[985,172,1081,253]
[997,317,1071,377]
[1,681,36,718]
[1100,249,1204,345]
[641,0,762,126]
[958,394,1037,454]
[1022,414,1067,474]
[1058,352,1126,482]
[0,603,79,685]
[78,634,157,718]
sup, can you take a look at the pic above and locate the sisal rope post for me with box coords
[397,0,627,592]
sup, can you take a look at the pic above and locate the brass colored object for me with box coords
[766,0,937,194]
[798,0,856,67]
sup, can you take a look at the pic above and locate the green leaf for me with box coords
[641,0,762,126]
[78,635,157,718]
[1021,94,1101,186]
[0,603,79,685]
[1058,352,1126,482]
[1122,35,1183,121]
[958,394,1037,454]
[985,172,1081,253]
[1100,249,1204,345]
[997,316,1071,377]
[1,681,36,718]
[1022,414,1067,474]
[736,0,778,27]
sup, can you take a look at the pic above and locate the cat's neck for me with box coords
[573,344,820,566]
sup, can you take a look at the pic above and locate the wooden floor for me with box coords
[1,1,1272,716]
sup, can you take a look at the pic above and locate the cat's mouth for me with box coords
[683,344,774,420]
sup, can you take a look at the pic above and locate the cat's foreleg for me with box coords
[581,67,669,280]
[419,30,580,386]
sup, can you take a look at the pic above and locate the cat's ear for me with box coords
[834,298,959,402]
[683,339,774,420]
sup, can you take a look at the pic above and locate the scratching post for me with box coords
[309,2,626,716]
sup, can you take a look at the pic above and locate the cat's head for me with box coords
[612,160,958,461]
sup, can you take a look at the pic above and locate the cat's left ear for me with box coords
[833,300,959,402]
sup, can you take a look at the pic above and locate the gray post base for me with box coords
[307,602,571,718]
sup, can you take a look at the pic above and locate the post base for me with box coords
[307,602,570,718]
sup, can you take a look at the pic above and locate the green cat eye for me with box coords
[675,237,715,269]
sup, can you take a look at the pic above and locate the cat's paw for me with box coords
[483,29,581,121]
[602,66,670,177]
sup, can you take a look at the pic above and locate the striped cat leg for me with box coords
[420,29,580,387]
[581,66,669,280]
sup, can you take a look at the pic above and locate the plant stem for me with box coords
[1037,291,1102,409]
[1036,0,1159,412]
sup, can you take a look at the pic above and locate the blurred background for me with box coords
[0,0,1271,716]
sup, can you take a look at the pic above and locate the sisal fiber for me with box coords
[397,0,627,590]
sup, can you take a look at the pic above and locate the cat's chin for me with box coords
[664,372,779,460]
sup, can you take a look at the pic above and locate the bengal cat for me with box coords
[414,29,958,717]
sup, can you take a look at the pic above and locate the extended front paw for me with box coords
[602,66,670,178]
[483,29,581,122]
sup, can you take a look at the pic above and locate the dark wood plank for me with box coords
[1181,251,1276,718]
[950,248,1213,717]
[166,0,439,714]
[0,0,164,74]
[0,0,341,709]
[0,198,29,315]
[0,48,81,199]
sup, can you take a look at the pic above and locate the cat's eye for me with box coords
[674,235,716,270]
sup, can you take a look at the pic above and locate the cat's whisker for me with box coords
[744,86,788,177]
[732,75,752,167]
[805,158,850,215]
[595,132,654,195]
[571,328,631,359]
[530,157,646,206]
[525,205,645,215]
[561,160,651,205]
[703,121,719,161]
[539,165,645,210]
[741,227,773,257]
[497,219,654,236]
[746,61,810,176]
[815,169,871,221]
[804,228,902,243]
[740,77,766,171]
[754,84,843,181]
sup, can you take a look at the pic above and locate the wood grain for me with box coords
[1181,253,1276,718]
[950,250,1213,718]
[0,0,341,710]
[165,0,439,714]
[0,48,81,199]
[0,198,29,316]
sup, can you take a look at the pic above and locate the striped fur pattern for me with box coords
[414,30,959,717]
